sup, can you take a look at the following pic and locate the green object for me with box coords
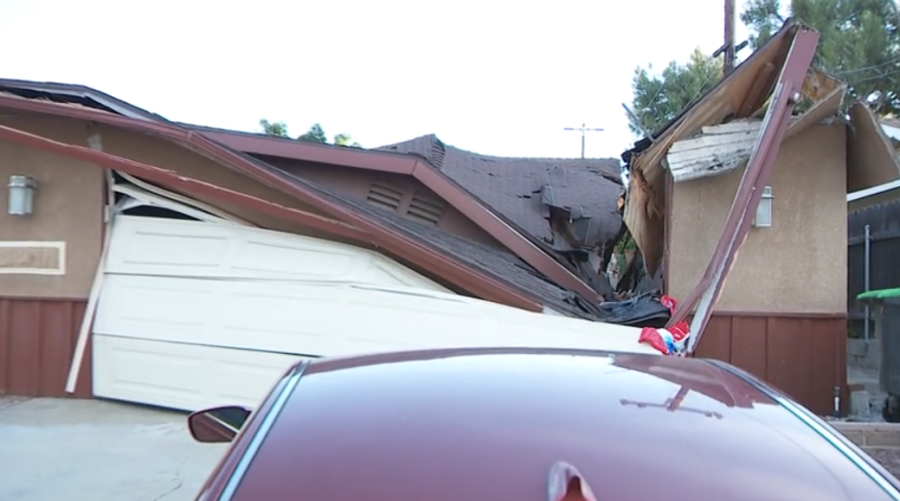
[857,288,900,302]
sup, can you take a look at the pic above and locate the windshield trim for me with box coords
[218,360,309,501]
[708,359,900,500]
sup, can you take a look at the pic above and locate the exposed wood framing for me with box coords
[665,119,799,183]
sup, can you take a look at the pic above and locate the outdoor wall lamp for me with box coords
[752,186,773,228]
[8,175,37,216]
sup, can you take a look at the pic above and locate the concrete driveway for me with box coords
[0,397,228,501]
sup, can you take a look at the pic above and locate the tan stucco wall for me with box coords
[668,123,847,314]
[0,120,103,298]
[0,113,342,234]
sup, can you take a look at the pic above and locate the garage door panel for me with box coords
[95,275,213,335]
[94,275,420,356]
[106,218,234,274]
[361,259,447,291]
[106,217,367,281]
[93,335,305,411]
[231,236,368,279]
[105,216,443,289]
[96,274,654,358]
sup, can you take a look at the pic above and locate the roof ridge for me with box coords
[428,135,446,169]
[380,134,620,165]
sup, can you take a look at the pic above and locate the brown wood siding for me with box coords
[694,312,847,416]
[0,297,91,398]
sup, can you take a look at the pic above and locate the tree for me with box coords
[628,48,723,135]
[258,120,363,147]
[259,119,289,138]
[333,132,362,148]
[628,0,900,132]
[741,0,900,116]
[297,123,328,143]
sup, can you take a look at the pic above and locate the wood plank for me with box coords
[694,315,732,362]
[729,316,768,381]
[765,317,806,399]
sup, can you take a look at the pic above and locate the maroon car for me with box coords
[186,347,900,501]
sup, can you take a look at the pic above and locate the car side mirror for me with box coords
[187,405,252,444]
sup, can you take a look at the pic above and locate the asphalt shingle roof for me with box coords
[220,145,601,318]
[377,135,625,249]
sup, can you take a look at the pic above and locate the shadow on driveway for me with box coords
[0,398,228,501]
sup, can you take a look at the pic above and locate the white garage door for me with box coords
[92,215,452,411]
[93,216,655,413]
[102,215,450,288]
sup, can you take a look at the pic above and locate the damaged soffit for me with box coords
[664,68,845,183]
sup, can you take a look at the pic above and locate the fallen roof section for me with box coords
[0,111,546,313]
[298,181,603,319]
[179,124,602,301]
[621,19,805,274]
[672,25,820,351]
[377,134,624,254]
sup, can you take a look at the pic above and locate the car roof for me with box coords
[231,347,896,501]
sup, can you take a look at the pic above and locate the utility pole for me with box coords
[563,123,604,159]
[724,0,736,75]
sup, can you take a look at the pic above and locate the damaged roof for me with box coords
[619,19,849,274]
[378,135,625,252]
[180,124,603,301]
[0,80,616,318]
[217,143,604,318]
[297,181,603,319]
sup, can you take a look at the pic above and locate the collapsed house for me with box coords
[616,19,900,414]
[377,135,634,300]
[0,77,660,412]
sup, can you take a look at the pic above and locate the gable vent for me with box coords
[366,183,404,211]
[406,192,446,225]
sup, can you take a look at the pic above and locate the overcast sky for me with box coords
[0,0,752,160]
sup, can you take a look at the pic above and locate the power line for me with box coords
[563,124,604,159]
[833,57,900,76]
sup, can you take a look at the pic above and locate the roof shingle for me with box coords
[219,145,601,318]
[377,135,625,250]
